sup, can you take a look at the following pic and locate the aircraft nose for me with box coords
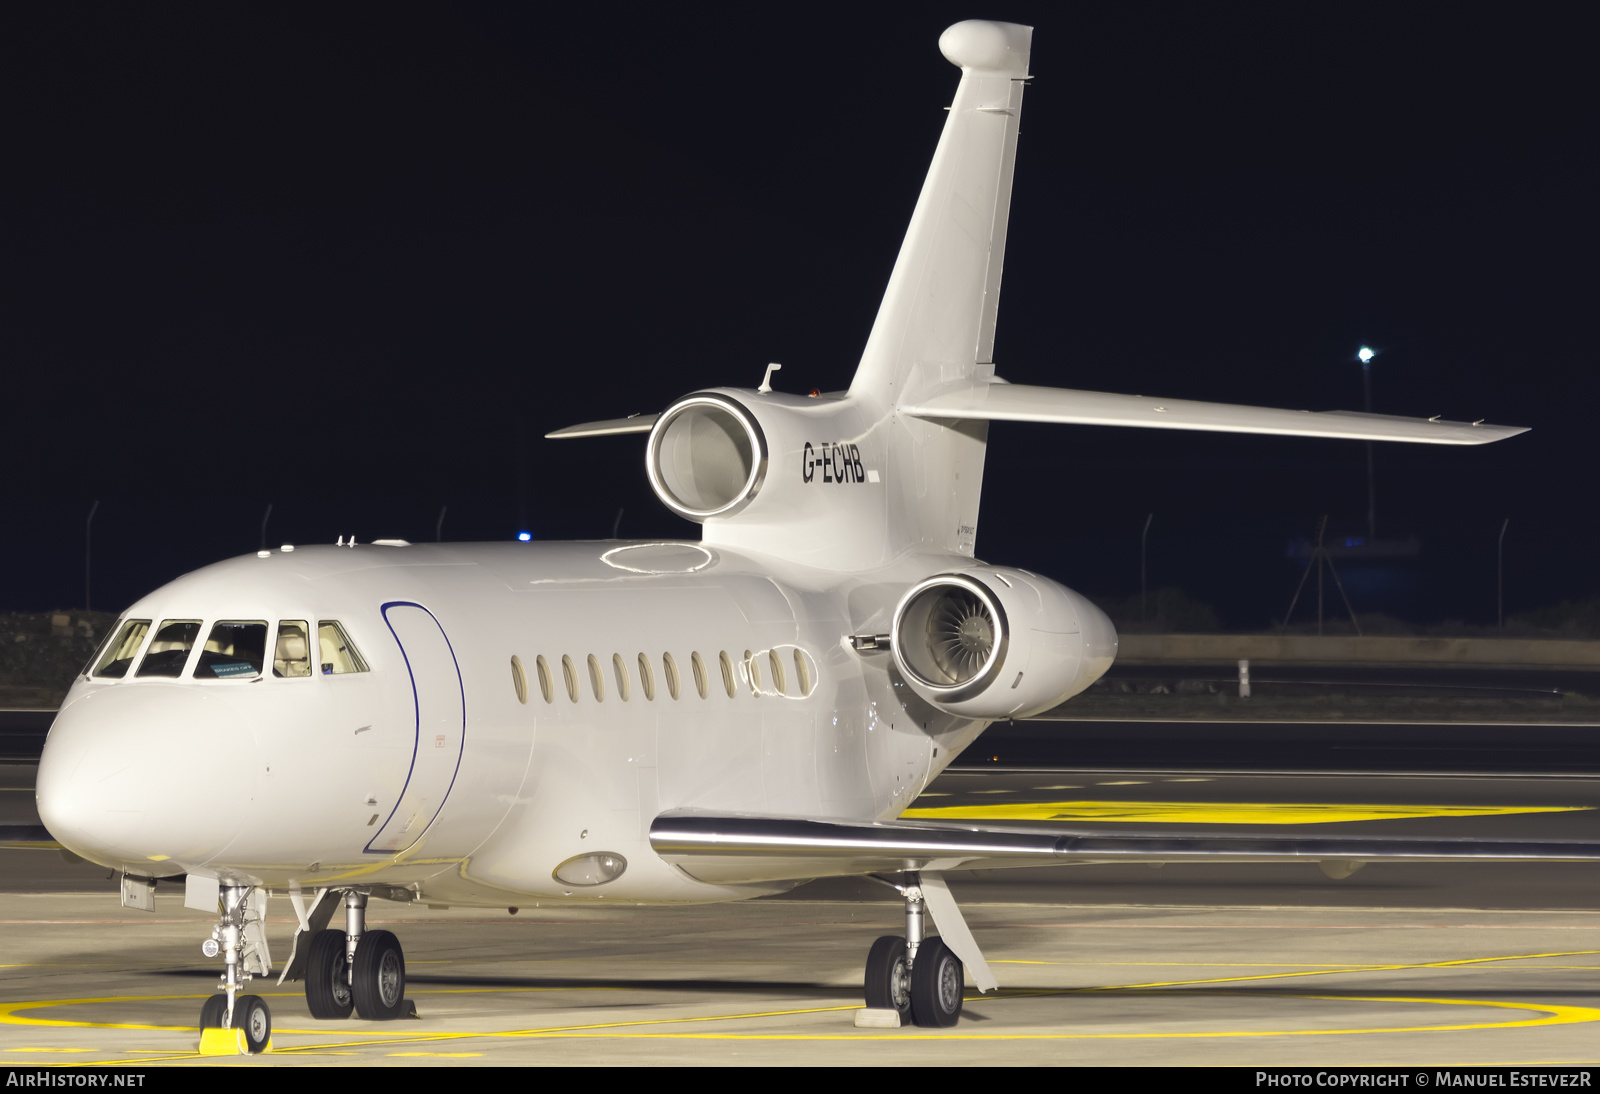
[38,685,256,870]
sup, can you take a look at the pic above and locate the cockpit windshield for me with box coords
[87,616,365,683]
[92,619,150,679]
[136,620,202,678]
[193,621,267,680]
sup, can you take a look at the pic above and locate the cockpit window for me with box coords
[273,620,312,678]
[193,621,267,679]
[136,620,202,678]
[92,619,151,679]
[317,621,368,675]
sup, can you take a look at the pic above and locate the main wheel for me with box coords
[352,929,406,1020]
[232,994,272,1054]
[198,994,226,1030]
[863,935,912,1021]
[909,937,964,1028]
[305,928,355,1019]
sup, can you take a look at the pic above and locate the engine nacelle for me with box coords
[646,393,770,521]
[891,568,1117,719]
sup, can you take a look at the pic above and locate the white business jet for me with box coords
[34,20,1578,1051]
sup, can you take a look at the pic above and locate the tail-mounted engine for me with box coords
[646,394,769,521]
[891,568,1116,719]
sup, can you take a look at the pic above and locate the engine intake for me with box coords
[646,394,768,521]
[891,569,1116,719]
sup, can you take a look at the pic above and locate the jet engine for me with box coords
[890,568,1116,719]
[646,393,769,521]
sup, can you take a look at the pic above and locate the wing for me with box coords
[649,811,1600,886]
[545,414,659,439]
[900,383,1527,445]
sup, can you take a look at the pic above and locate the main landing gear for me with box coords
[304,891,411,1021]
[863,874,964,1027]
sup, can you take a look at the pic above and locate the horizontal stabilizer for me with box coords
[546,414,659,440]
[650,811,1598,885]
[901,383,1528,445]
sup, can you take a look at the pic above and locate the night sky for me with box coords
[3,4,1593,628]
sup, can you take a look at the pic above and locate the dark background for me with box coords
[2,4,1592,628]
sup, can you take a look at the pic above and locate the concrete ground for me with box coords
[2,762,1597,1065]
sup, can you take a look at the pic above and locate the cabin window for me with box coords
[561,655,579,702]
[793,648,812,696]
[587,654,605,701]
[717,651,735,697]
[637,653,655,701]
[93,619,150,679]
[274,621,312,678]
[136,619,201,678]
[744,649,760,696]
[690,652,707,699]
[662,653,680,700]
[194,621,267,679]
[769,649,786,696]
[510,655,528,704]
[536,655,554,703]
[612,653,631,701]
[317,621,368,675]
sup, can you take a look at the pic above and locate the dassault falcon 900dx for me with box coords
[28,20,1582,1051]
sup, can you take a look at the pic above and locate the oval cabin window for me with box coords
[662,653,680,700]
[637,653,655,701]
[612,653,630,701]
[510,655,528,704]
[690,652,708,699]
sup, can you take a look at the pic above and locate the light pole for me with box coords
[84,499,99,611]
[1358,345,1376,541]
[1140,512,1153,624]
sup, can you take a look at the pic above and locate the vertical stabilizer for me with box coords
[851,21,1031,560]
[850,21,1031,407]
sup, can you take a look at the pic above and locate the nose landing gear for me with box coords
[861,874,965,1028]
[197,884,274,1054]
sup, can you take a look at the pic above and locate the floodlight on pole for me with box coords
[1357,345,1375,365]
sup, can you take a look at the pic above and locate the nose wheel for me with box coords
[198,991,272,1055]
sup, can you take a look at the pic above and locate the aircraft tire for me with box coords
[352,929,407,1020]
[909,937,963,1028]
[198,994,226,1030]
[863,935,912,1020]
[233,994,272,1053]
[305,928,355,1019]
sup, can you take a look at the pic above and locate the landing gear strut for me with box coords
[862,873,964,1027]
[197,884,273,1053]
[303,889,410,1020]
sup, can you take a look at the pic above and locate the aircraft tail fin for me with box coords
[849,21,1031,409]
[846,21,1031,559]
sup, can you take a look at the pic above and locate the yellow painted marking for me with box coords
[389,1052,483,1057]
[900,800,1593,824]
[8,951,1598,1062]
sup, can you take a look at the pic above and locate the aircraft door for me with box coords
[366,602,466,854]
